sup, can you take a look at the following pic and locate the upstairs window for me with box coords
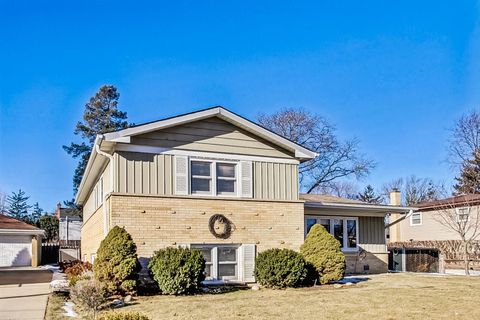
[191,161,212,195]
[190,159,237,196]
[410,213,422,226]
[456,207,470,223]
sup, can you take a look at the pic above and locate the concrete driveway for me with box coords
[0,267,52,320]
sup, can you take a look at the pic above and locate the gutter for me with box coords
[94,135,114,236]
[0,229,45,236]
[304,201,416,213]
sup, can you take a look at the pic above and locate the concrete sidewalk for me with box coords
[0,268,52,320]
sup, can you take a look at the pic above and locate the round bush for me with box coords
[94,226,141,295]
[254,248,308,288]
[300,224,346,284]
[99,311,150,320]
[148,247,205,295]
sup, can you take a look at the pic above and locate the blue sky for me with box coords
[1,1,479,212]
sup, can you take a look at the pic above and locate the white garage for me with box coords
[0,214,44,267]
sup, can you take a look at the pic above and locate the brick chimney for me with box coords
[56,202,62,220]
[389,188,401,206]
[388,188,402,243]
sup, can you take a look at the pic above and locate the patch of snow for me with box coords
[63,301,78,318]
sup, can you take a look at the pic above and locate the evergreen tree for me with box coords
[454,151,480,194]
[39,215,59,242]
[357,185,383,204]
[6,189,31,221]
[63,85,130,193]
[31,202,44,224]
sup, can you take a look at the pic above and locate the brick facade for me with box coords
[108,194,305,258]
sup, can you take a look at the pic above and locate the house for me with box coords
[55,203,82,261]
[387,194,480,272]
[77,106,412,281]
[389,194,480,243]
[0,214,43,267]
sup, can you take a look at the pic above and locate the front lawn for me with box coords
[119,273,480,320]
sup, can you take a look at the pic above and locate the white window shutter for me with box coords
[241,244,256,283]
[240,161,253,198]
[174,155,189,195]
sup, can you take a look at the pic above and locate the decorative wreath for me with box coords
[208,214,233,239]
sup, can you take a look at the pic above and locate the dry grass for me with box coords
[118,273,480,320]
[45,293,70,320]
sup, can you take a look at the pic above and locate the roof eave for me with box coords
[0,228,44,235]
[304,201,416,213]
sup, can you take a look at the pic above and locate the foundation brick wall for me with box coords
[108,194,305,259]
[345,252,388,274]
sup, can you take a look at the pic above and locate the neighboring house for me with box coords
[77,106,412,281]
[387,194,480,272]
[0,214,43,267]
[56,203,82,261]
[56,203,82,244]
[390,194,480,242]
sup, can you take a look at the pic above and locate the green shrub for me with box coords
[70,279,107,319]
[99,311,150,320]
[254,248,308,288]
[300,224,346,284]
[94,226,141,295]
[148,247,205,295]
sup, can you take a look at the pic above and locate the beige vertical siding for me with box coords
[114,152,298,201]
[130,117,295,158]
[359,216,386,253]
[115,152,174,195]
[253,162,299,200]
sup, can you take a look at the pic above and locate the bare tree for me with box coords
[448,110,480,167]
[432,196,480,275]
[382,176,444,205]
[257,108,375,193]
[315,180,359,199]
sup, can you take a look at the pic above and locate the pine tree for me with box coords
[357,185,383,204]
[63,85,130,193]
[31,202,44,224]
[6,189,31,221]
[454,151,480,194]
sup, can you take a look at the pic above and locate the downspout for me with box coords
[385,209,414,229]
[95,135,114,236]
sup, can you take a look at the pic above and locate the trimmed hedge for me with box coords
[300,224,346,284]
[94,226,141,294]
[148,247,205,295]
[99,311,150,320]
[254,248,308,288]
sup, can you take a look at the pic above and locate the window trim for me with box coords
[410,212,422,226]
[189,158,239,197]
[304,216,359,252]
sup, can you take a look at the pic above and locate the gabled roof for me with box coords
[0,214,44,235]
[103,106,317,159]
[75,106,317,205]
